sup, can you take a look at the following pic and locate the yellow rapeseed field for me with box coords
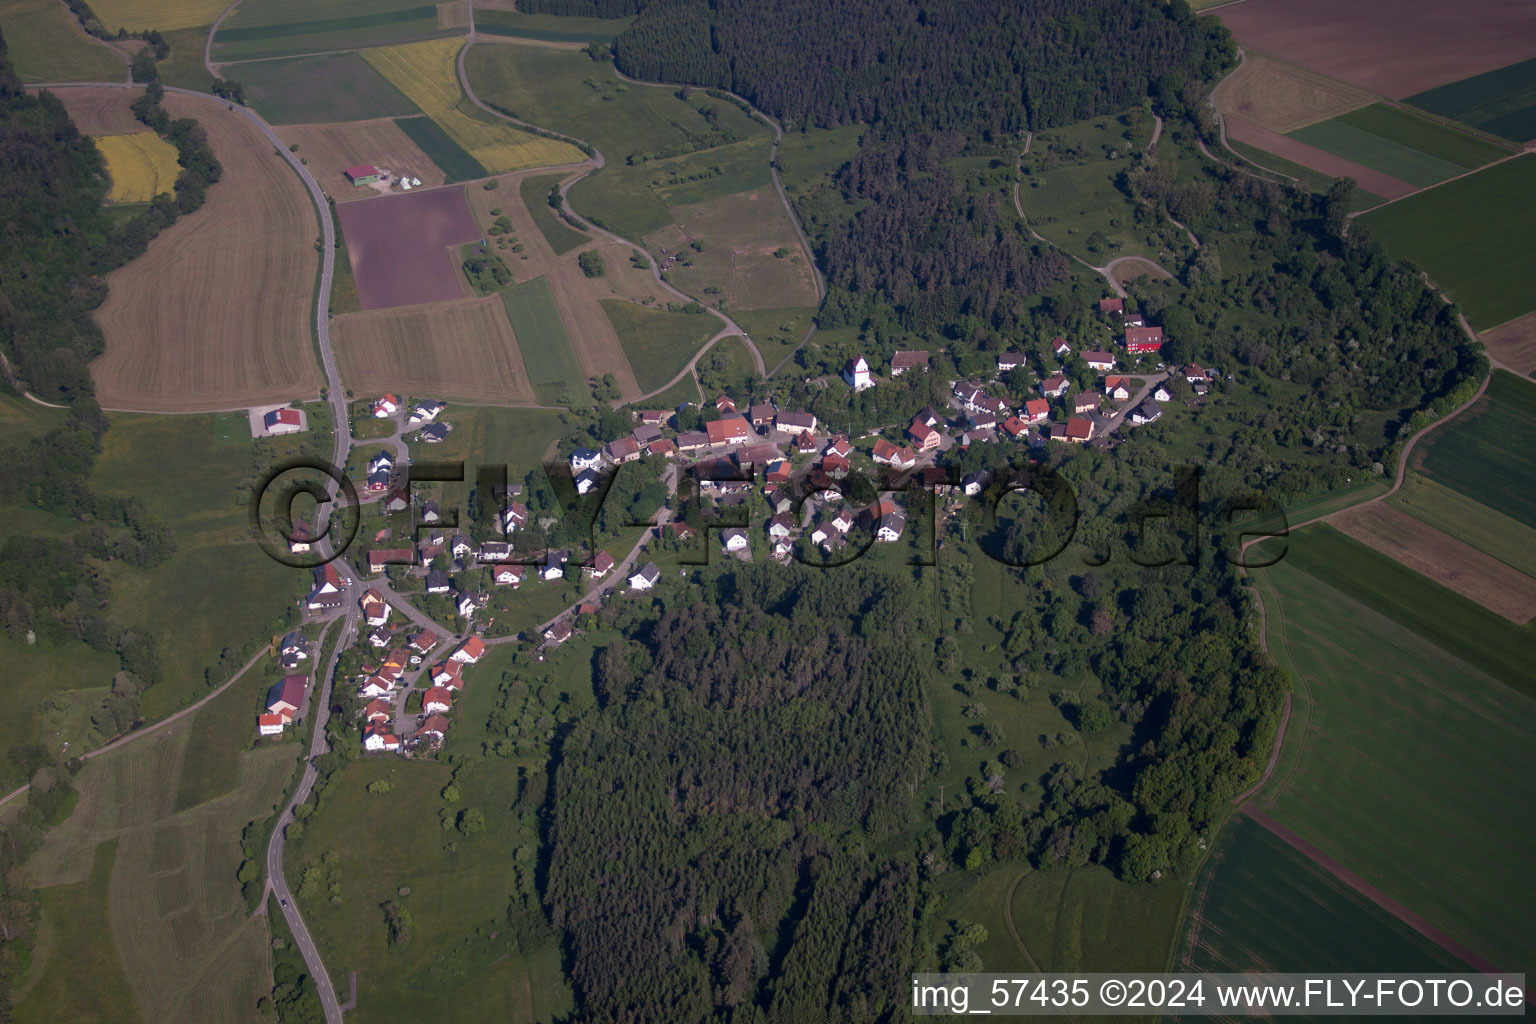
[360,38,585,174]
[86,0,230,32]
[94,131,182,203]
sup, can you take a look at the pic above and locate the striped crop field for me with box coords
[87,0,230,32]
[359,38,584,174]
[94,131,181,203]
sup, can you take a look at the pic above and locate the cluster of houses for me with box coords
[372,393,452,443]
[258,631,314,735]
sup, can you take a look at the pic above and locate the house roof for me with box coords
[607,436,640,459]
[364,698,392,720]
[423,686,453,709]
[589,550,615,572]
[1124,326,1164,346]
[1065,417,1093,440]
[1082,350,1115,363]
[631,561,661,583]
[649,438,676,455]
[1098,296,1124,313]
[1025,398,1050,418]
[264,408,301,427]
[677,430,710,449]
[908,420,937,442]
[706,416,751,444]
[456,636,485,659]
[890,349,929,369]
[1042,375,1068,391]
[266,675,306,712]
[346,164,379,178]
[419,713,450,737]
[775,410,816,429]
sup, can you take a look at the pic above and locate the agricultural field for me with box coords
[16,688,296,1024]
[1332,104,1514,168]
[86,0,229,32]
[544,263,641,398]
[1179,816,1471,974]
[1358,155,1536,330]
[600,299,717,394]
[0,0,125,82]
[233,52,420,125]
[497,275,587,405]
[1407,56,1536,144]
[43,85,143,134]
[407,405,569,492]
[1478,310,1536,376]
[1224,116,1417,200]
[211,0,457,61]
[1287,120,1471,188]
[472,9,632,43]
[1328,503,1536,622]
[94,131,180,203]
[645,189,819,310]
[360,38,586,174]
[393,115,487,183]
[152,27,217,91]
[1216,0,1536,99]
[335,185,481,309]
[1409,370,1536,526]
[1386,472,1536,578]
[1211,53,1373,134]
[84,89,323,411]
[277,120,447,201]
[284,756,575,1023]
[91,411,302,718]
[519,173,589,255]
[730,305,816,369]
[332,295,537,404]
[1225,138,1387,208]
[1248,543,1536,971]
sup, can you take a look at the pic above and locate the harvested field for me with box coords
[360,38,585,173]
[436,0,468,28]
[40,84,145,134]
[1479,310,1536,376]
[335,184,480,309]
[88,0,230,32]
[233,52,420,125]
[332,295,537,403]
[1216,0,1536,99]
[643,189,819,310]
[587,239,665,303]
[1211,53,1373,133]
[545,263,640,398]
[276,119,446,202]
[1225,116,1418,199]
[87,90,321,411]
[95,131,180,203]
[1388,472,1536,579]
[1330,503,1536,623]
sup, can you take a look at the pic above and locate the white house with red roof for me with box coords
[842,356,873,391]
[907,420,941,451]
[871,439,916,469]
[1023,398,1050,424]
[263,407,304,435]
[363,698,392,723]
[430,660,462,688]
[492,564,524,587]
[423,686,453,714]
[363,723,400,752]
[257,713,287,736]
[1040,375,1069,398]
[360,588,389,627]
[1105,376,1132,402]
[417,714,450,743]
[706,416,751,446]
[373,393,400,418]
[451,636,485,664]
[1124,326,1164,353]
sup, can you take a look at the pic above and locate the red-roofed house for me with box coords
[1104,376,1132,401]
[1184,363,1209,383]
[266,675,307,718]
[1053,337,1071,357]
[431,660,462,688]
[257,713,287,736]
[451,636,485,664]
[360,588,389,627]
[1001,415,1028,439]
[1098,296,1123,314]
[1052,417,1095,444]
[417,714,450,742]
[1124,326,1164,353]
[890,350,929,376]
[363,698,392,723]
[605,436,641,463]
[263,407,303,435]
[373,393,399,417]
[706,416,751,446]
[493,564,524,587]
[346,164,382,185]
[824,436,852,459]
[907,420,941,452]
[423,686,454,714]
[1023,398,1050,424]
[363,723,400,751]
[871,439,916,469]
[585,551,615,577]
[1041,375,1069,398]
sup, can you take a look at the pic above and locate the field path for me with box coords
[455,25,771,381]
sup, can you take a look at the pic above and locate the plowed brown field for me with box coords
[88,90,321,411]
[38,85,144,134]
[277,119,447,201]
[1225,116,1418,199]
[1479,312,1536,377]
[331,295,537,403]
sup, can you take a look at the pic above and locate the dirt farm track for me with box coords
[1217,0,1536,99]
[68,89,323,411]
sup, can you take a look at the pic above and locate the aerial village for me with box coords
[264,298,1222,754]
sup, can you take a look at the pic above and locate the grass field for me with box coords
[473,8,631,42]
[333,295,538,404]
[212,0,457,61]
[411,405,568,489]
[93,412,300,719]
[154,27,218,91]
[1406,56,1536,144]
[1288,119,1471,187]
[18,691,295,1024]
[543,263,641,399]
[1358,155,1536,330]
[1387,472,1536,578]
[0,0,125,82]
[87,90,323,411]
[1334,104,1513,167]
[519,173,589,255]
[393,115,487,183]
[1179,816,1471,974]
[1249,548,1536,971]
[95,131,181,203]
[1274,523,1536,697]
[600,299,717,393]
[87,0,229,32]
[1212,52,1373,134]
[1410,370,1536,527]
[730,306,816,369]
[360,39,585,174]
[499,276,587,404]
[285,756,575,1022]
[234,52,420,124]
[645,189,818,309]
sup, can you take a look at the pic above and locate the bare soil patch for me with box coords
[1211,53,1374,133]
[332,295,537,403]
[544,263,640,398]
[1226,117,1418,199]
[39,85,145,134]
[336,184,481,310]
[1217,0,1536,99]
[89,90,321,411]
[276,120,446,202]
[1479,311,1536,377]
[1106,256,1172,291]
[1330,503,1536,623]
